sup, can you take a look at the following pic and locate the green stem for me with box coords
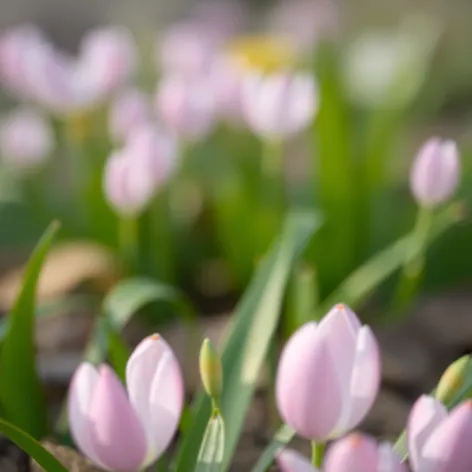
[119,216,138,273]
[261,138,283,182]
[311,441,325,467]
[389,205,433,317]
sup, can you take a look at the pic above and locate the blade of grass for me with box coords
[173,210,321,472]
[0,221,60,438]
[0,418,67,472]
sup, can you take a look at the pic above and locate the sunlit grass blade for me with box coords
[0,418,67,472]
[173,210,321,472]
[195,413,225,472]
[319,202,462,316]
[251,424,294,472]
[0,221,60,438]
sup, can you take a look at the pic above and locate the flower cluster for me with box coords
[68,304,472,471]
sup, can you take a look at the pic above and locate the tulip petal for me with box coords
[421,401,472,472]
[324,433,378,472]
[336,326,381,434]
[276,448,319,472]
[377,442,406,472]
[126,334,184,464]
[67,363,102,466]
[275,322,342,440]
[407,395,447,472]
[89,365,147,471]
[316,304,362,434]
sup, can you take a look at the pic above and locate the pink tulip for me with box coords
[276,304,381,441]
[324,433,405,472]
[277,449,319,472]
[0,107,53,171]
[241,70,317,139]
[76,26,136,101]
[68,334,184,471]
[408,395,472,471]
[155,74,217,140]
[108,88,153,142]
[103,124,177,216]
[410,137,460,207]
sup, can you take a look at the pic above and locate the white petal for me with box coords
[335,326,381,434]
[407,395,447,472]
[377,442,406,472]
[277,448,319,472]
[67,363,103,466]
[126,335,184,463]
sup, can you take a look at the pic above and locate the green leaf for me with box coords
[251,424,294,472]
[0,221,60,438]
[252,204,461,471]
[195,414,225,472]
[0,418,67,472]
[319,203,461,315]
[107,330,130,382]
[173,210,321,472]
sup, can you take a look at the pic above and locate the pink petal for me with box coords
[407,395,447,472]
[421,401,472,472]
[377,442,407,472]
[88,365,147,471]
[337,326,381,434]
[67,363,102,466]
[126,334,184,464]
[275,322,342,440]
[276,448,319,472]
[324,433,378,472]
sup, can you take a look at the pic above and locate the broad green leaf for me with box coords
[253,204,460,471]
[102,277,196,329]
[173,210,321,472]
[107,330,130,381]
[195,414,225,472]
[0,221,60,438]
[0,418,67,472]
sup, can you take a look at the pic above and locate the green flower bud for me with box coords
[435,355,471,405]
[199,338,223,401]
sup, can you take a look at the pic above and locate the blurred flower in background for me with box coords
[343,14,441,109]
[0,107,53,173]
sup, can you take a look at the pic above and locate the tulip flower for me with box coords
[410,137,460,208]
[408,395,472,471]
[68,334,184,471]
[103,124,177,216]
[109,88,153,142]
[275,304,381,441]
[324,433,405,472]
[277,449,319,472]
[76,26,136,101]
[155,74,217,141]
[241,70,317,139]
[0,107,53,171]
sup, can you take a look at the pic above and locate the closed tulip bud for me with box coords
[155,74,217,140]
[410,137,460,208]
[276,304,381,441]
[0,108,53,172]
[199,338,223,400]
[241,70,317,139]
[77,26,136,101]
[324,433,405,472]
[277,449,319,472]
[68,334,184,471]
[108,88,152,142]
[103,124,177,216]
[408,396,472,471]
[435,355,471,405]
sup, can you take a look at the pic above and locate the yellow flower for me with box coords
[225,35,296,73]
